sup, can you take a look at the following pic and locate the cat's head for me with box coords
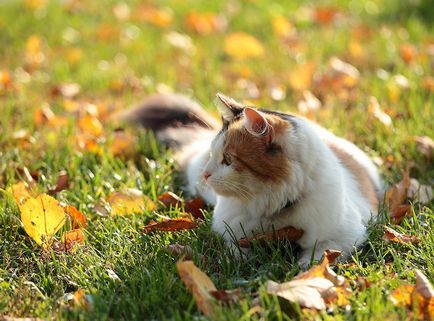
[202,93,294,199]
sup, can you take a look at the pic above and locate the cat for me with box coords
[123,93,382,267]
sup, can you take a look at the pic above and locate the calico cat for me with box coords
[124,93,382,266]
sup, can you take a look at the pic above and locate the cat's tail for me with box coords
[120,93,219,148]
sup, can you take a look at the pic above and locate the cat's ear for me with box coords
[243,107,273,141]
[215,93,244,122]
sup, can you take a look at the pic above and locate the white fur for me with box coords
[181,115,381,266]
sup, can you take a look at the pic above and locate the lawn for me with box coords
[0,0,433,320]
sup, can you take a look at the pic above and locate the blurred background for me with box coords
[0,0,433,175]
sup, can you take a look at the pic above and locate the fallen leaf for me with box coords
[135,6,172,28]
[272,16,294,39]
[400,44,416,64]
[386,172,411,220]
[64,204,87,229]
[166,243,194,259]
[185,197,205,220]
[62,229,85,246]
[390,269,434,320]
[78,115,104,137]
[238,226,304,248]
[176,260,217,317]
[407,178,433,205]
[158,192,183,208]
[95,188,155,216]
[288,62,315,91]
[313,7,339,25]
[25,35,45,68]
[47,170,69,195]
[390,204,412,225]
[20,194,66,245]
[210,288,242,305]
[63,288,93,310]
[383,225,420,244]
[51,83,81,98]
[224,33,264,59]
[142,218,197,233]
[368,96,393,128]
[414,136,434,159]
[7,181,36,204]
[110,130,137,157]
[185,12,225,35]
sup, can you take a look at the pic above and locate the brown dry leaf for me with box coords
[135,6,172,28]
[414,136,434,160]
[78,115,104,137]
[158,192,183,208]
[383,225,420,245]
[185,197,205,220]
[142,218,197,233]
[62,229,85,247]
[390,204,412,225]
[224,33,264,59]
[238,226,304,248]
[176,260,217,317]
[48,170,69,195]
[210,288,242,305]
[110,130,137,157]
[96,188,155,216]
[64,204,87,229]
[390,270,434,320]
[386,171,411,218]
[19,194,66,246]
[185,12,225,35]
[51,83,81,99]
[272,16,295,39]
[166,243,194,259]
[288,62,315,91]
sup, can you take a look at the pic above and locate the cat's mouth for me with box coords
[206,178,253,200]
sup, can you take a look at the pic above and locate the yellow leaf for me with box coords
[177,260,217,317]
[110,131,137,157]
[95,188,155,216]
[224,32,264,59]
[272,16,294,38]
[289,62,315,91]
[19,194,66,245]
[78,115,104,137]
[7,181,36,204]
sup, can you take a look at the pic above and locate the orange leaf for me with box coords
[237,226,304,248]
[224,33,264,59]
[383,225,420,245]
[78,115,104,137]
[313,7,339,25]
[176,260,217,317]
[63,229,85,246]
[110,130,137,157]
[142,218,197,233]
[135,6,172,28]
[400,44,416,64]
[64,204,87,229]
[185,12,224,35]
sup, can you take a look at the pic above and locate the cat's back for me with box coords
[304,119,382,212]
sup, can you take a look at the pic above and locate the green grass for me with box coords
[0,0,433,320]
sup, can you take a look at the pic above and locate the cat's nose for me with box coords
[203,171,211,180]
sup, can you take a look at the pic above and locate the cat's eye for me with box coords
[222,152,232,166]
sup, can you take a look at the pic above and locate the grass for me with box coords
[0,0,433,320]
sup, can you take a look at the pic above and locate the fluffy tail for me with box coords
[121,93,219,148]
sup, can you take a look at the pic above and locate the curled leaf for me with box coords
[383,225,420,245]
[176,260,217,317]
[237,226,304,248]
[48,170,69,195]
[142,218,197,233]
[64,204,87,229]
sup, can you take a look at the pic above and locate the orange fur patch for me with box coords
[327,142,379,212]
[224,114,291,183]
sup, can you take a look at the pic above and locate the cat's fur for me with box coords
[125,93,381,266]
